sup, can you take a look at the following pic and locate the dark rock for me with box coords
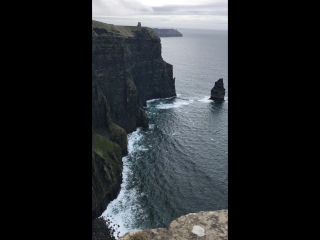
[209,78,225,102]
[92,217,118,240]
[92,20,176,133]
[152,28,183,37]
[92,66,127,220]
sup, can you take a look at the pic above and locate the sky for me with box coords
[92,0,228,30]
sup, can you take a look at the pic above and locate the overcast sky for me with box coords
[92,0,228,30]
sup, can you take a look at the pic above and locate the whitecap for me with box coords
[197,96,212,103]
[146,98,160,104]
[127,128,143,153]
[156,100,192,109]
[146,95,177,107]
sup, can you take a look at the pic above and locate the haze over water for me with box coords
[103,28,228,238]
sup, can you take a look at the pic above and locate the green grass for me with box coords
[92,20,158,39]
[92,132,122,168]
[109,123,128,153]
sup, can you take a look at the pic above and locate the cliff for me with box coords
[92,20,176,133]
[119,210,228,240]
[152,28,183,37]
[92,69,127,220]
[92,20,177,220]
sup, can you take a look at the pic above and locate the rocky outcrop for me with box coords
[119,209,228,240]
[92,217,117,240]
[209,78,225,102]
[92,20,176,133]
[152,28,183,37]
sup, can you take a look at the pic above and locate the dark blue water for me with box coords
[103,28,228,238]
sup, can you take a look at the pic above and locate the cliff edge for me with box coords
[152,28,183,37]
[119,209,228,240]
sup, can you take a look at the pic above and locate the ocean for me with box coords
[102,28,228,238]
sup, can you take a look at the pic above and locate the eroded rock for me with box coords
[209,78,225,102]
[119,209,228,240]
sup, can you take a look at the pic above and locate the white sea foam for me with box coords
[197,96,228,103]
[156,99,193,109]
[146,98,160,104]
[127,128,143,153]
[102,128,146,239]
[164,95,176,100]
[146,95,177,106]
[197,96,212,103]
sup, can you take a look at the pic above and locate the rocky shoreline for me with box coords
[119,210,228,240]
[92,216,120,240]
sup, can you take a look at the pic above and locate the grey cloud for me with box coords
[93,0,153,16]
[92,0,228,30]
[151,2,228,16]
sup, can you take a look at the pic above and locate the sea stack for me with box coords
[209,78,225,102]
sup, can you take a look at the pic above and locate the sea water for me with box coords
[103,28,228,238]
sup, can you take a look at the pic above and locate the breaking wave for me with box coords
[102,128,147,238]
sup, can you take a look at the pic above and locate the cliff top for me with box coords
[152,28,183,37]
[119,209,228,240]
[92,20,157,39]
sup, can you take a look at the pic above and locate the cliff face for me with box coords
[92,136,122,220]
[119,210,228,240]
[92,20,176,133]
[92,69,127,219]
[92,20,177,220]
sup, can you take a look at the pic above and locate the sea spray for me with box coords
[102,128,147,238]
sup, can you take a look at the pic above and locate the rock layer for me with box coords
[209,78,225,102]
[119,209,228,240]
[92,20,176,133]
